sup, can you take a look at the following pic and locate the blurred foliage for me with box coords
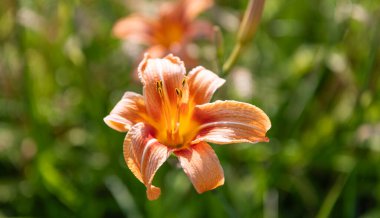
[1,0,380,217]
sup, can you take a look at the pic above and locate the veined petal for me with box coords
[175,142,224,193]
[187,66,225,105]
[124,123,171,200]
[113,14,155,44]
[192,100,271,144]
[138,53,187,121]
[104,92,147,132]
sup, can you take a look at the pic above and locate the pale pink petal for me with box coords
[112,14,155,45]
[123,123,171,200]
[187,66,225,105]
[182,0,214,21]
[104,92,147,132]
[158,1,181,20]
[158,0,213,23]
[192,100,271,144]
[175,142,224,193]
[138,53,187,121]
[144,45,167,58]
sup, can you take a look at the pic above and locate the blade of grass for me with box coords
[104,175,142,218]
[316,168,353,218]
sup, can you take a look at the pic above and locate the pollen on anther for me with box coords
[156,80,163,89]
[156,81,163,96]
[175,88,182,98]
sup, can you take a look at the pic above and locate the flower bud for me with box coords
[237,0,265,44]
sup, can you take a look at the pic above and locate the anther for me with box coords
[156,80,163,89]
[181,77,186,87]
[175,88,182,98]
[156,80,163,96]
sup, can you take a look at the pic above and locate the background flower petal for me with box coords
[123,123,171,200]
[104,92,148,132]
[175,141,224,193]
[187,66,225,105]
[182,0,214,21]
[112,14,155,45]
[144,45,167,58]
[192,100,271,144]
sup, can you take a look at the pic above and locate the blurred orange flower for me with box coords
[104,54,271,200]
[113,0,214,67]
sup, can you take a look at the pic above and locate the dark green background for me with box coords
[1,0,379,217]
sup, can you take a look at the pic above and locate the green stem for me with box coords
[220,0,265,77]
[222,42,243,76]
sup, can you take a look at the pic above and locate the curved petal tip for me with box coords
[164,53,184,66]
[103,115,129,132]
[147,186,161,200]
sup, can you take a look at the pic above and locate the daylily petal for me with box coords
[192,100,271,144]
[138,53,187,121]
[155,0,212,49]
[158,1,182,21]
[187,66,225,105]
[145,45,167,58]
[158,0,212,24]
[182,0,213,21]
[104,92,147,132]
[124,123,171,200]
[113,14,155,45]
[175,141,224,193]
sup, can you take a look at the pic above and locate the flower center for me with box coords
[155,22,185,48]
[155,78,198,148]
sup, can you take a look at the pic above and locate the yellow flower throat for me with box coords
[154,78,198,148]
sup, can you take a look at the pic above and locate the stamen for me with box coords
[182,77,186,87]
[175,77,190,142]
[155,78,191,146]
[175,88,182,98]
[174,88,183,132]
[156,80,172,133]
[156,80,163,89]
[156,81,163,97]
[180,77,189,103]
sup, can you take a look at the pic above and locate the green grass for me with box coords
[1,0,380,217]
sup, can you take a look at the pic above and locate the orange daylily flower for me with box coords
[113,0,214,66]
[104,54,271,200]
